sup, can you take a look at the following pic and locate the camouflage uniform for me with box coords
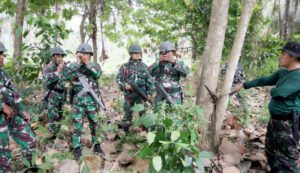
[64,62,102,149]
[266,119,300,173]
[222,62,245,104]
[148,60,190,109]
[0,69,36,173]
[221,62,245,87]
[43,61,66,135]
[116,59,153,128]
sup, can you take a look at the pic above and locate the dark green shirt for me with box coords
[244,68,300,114]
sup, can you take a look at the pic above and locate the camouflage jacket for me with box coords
[43,61,66,100]
[64,62,102,106]
[149,60,190,103]
[0,68,25,112]
[116,59,153,98]
[221,62,245,87]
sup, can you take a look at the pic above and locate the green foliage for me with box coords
[0,0,16,16]
[133,100,211,172]
[8,13,71,83]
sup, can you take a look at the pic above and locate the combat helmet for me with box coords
[128,44,142,54]
[50,47,65,57]
[76,43,93,56]
[0,41,7,52]
[159,41,175,54]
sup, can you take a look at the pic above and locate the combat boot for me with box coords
[94,143,104,154]
[74,147,82,161]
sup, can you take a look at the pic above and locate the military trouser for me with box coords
[123,95,146,128]
[48,97,64,135]
[265,118,300,173]
[0,114,36,173]
[72,104,101,149]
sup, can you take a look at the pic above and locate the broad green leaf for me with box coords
[163,118,173,127]
[171,131,180,142]
[133,117,141,128]
[190,129,197,145]
[184,155,192,167]
[137,145,152,159]
[131,104,144,114]
[81,165,90,173]
[23,30,29,38]
[152,156,162,172]
[26,14,33,24]
[180,157,186,166]
[37,163,53,170]
[195,158,204,173]
[16,26,23,37]
[159,141,172,145]
[199,151,213,159]
[175,143,189,148]
[21,157,31,167]
[147,132,156,145]
[141,113,157,127]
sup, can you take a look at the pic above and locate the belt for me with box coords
[270,112,293,121]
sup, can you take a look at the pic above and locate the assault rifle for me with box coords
[72,72,107,113]
[0,93,27,126]
[127,81,153,105]
[144,68,175,106]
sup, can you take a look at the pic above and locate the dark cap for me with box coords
[281,41,300,58]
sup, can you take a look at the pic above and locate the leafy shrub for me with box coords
[132,100,212,173]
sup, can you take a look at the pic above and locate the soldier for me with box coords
[116,44,153,133]
[221,61,245,103]
[43,47,66,139]
[0,41,36,172]
[221,61,245,87]
[233,42,300,172]
[148,41,190,110]
[64,43,104,160]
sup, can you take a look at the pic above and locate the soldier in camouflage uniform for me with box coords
[0,41,36,172]
[116,44,153,132]
[234,42,300,172]
[43,47,66,138]
[148,41,190,110]
[222,61,245,103]
[64,43,104,160]
[221,62,245,87]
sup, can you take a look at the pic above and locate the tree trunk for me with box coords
[195,0,230,151]
[55,1,60,13]
[99,1,108,62]
[89,0,98,63]
[283,0,290,41]
[13,0,26,87]
[215,0,256,147]
[279,0,283,38]
[191,35,197,62]
[13,0,26,61]
[80,3,89,43]
[289,0,298,40]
